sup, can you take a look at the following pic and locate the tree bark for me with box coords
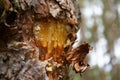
[0,0,90,80]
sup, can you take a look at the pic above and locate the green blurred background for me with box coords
[70,0,120,80]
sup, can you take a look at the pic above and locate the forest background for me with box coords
[72,0,120,80]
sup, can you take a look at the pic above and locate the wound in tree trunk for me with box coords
[0,0,92,80]
[34,18,71,63]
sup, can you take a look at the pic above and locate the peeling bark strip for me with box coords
[66,42,92,74]
[0,0,91,80]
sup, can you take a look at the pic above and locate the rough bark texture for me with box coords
[0,0,90,80]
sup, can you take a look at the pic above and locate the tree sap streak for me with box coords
[33,18,71,63]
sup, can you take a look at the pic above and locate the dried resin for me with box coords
[33,19,70,62]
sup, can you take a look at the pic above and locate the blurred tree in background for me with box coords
[71,0,120,80]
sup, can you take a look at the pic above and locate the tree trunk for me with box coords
[0,0,90,80]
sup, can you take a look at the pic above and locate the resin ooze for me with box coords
[34,19,71,63]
